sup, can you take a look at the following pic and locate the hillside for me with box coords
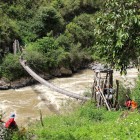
[0,0,139,82]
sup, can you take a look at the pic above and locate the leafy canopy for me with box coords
[94,0,140,73]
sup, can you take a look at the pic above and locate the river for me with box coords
[0,68,138,127]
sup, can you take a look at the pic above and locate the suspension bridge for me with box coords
[19,58,90,101]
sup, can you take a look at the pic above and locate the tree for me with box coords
[69,14,95,48]
[31,6,64,38]
[60,0,103,21]
[94,0,140,73]
[27,36,69,69]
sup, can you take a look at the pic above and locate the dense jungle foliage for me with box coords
[0,0,139,80]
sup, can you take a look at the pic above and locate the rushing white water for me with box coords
[0,68,138,127]
[0,69,93,127]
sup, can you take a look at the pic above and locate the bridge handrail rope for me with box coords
[19,58,89,101]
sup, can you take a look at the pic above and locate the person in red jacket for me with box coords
[5,113,18,130]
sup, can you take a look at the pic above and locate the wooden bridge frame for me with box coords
[92,69,119,111]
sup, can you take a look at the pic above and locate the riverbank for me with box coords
[0,68,138,127]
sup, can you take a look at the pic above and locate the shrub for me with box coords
[79,102,105,121]
[1,53,26,81]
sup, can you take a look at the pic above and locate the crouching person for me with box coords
[5,113,18,131]
[125,97,138,111]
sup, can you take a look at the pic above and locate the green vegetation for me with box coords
[0,0,139,80]
[0,0,140,139]
[12,101,140,140]
[1,53,26,81]
[94,0,140,74]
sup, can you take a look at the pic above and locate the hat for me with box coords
[10,113,15,118]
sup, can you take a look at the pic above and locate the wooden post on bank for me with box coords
[114,80,119,110]
[39,109,44,127]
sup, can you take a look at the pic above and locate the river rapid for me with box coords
[0,68,138,127]
[0,69,94,127]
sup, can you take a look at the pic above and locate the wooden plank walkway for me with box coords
[19,58,90,101]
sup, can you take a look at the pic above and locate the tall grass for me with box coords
[28,102,122,140]
[28,107,140,140]
[11,101,140,140]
